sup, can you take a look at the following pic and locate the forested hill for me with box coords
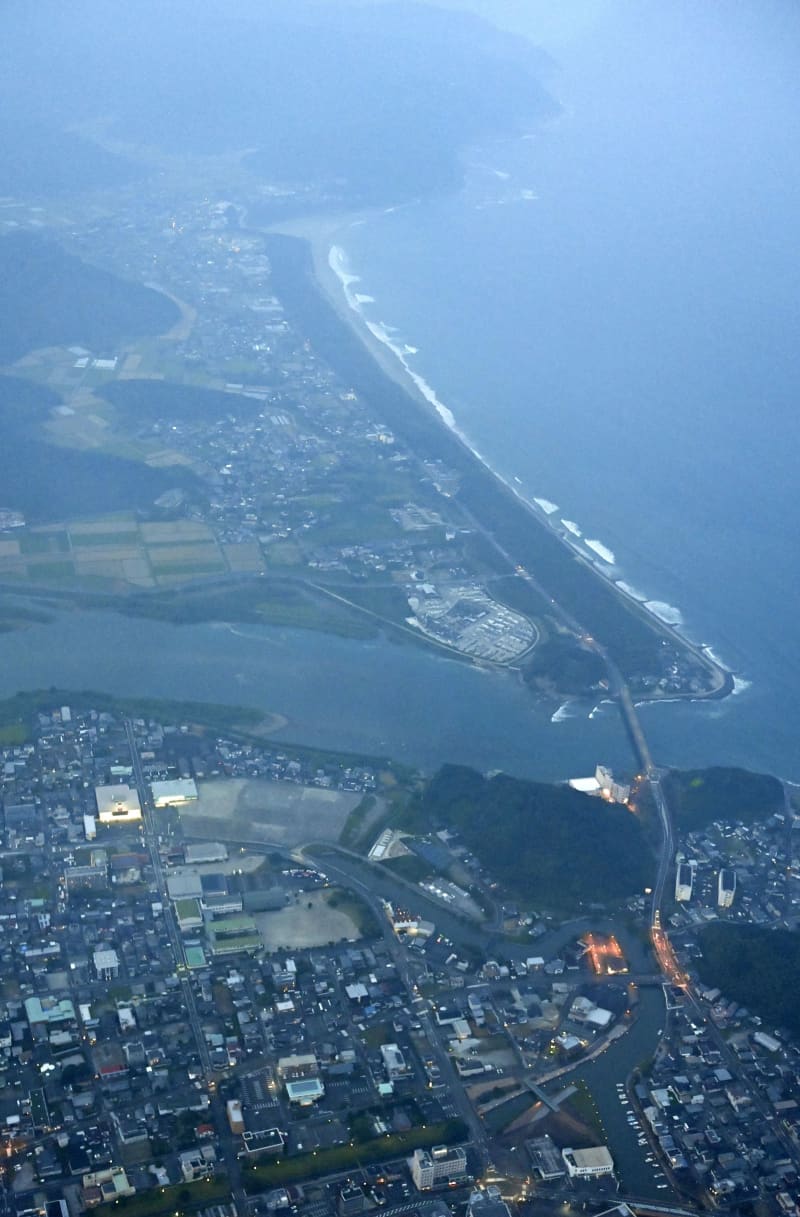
[662,767,784,831]
[0,1,556,211]
[415,764,652,912]
[699,922,800,1036]
[0,235,178,364]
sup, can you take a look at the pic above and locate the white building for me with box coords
[380,1043,409,1080]
[562,1146,614,1178]
[285,1078,325,1106]
[568,766,629,804]
[718,868,736,909]
[410,1145,468,1191]
[595,765,631,803]
[383,901,434,938]
[117,1007,136,1032]
[167,872,203,901]
[278,1053,324,1104]
[151,779,198,807]
[467,995,485,1026]
[227,1100,245,1134]
[95,784,142,824]
[93,949,120,980]
[277,1053,319,1080]
[83,814,96,841]
[570,996,613,1030]
[675,862,694,903]
[185,841,227,865]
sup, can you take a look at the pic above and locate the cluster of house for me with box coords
[671,808,800,929]
[639,1000,800,1207]
[60,197,479,596]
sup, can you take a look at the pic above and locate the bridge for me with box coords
[623,1197,701,1217]
[617,679,656,775]
[522,1079,577,1113]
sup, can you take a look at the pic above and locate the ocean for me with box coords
[323,1,800,781]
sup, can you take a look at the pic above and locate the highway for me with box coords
[441,496,699,994]
[470,502,682,974]
[607,679,681,981]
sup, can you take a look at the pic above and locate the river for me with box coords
[0,609,633,779]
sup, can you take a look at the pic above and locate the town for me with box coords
[0,698,799,1217]
[0,187,714,700]
[0,133,795,1217]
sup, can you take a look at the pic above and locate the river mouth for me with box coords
[0,607,634,779]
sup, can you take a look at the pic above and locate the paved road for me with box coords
[293,847,491,1173]
[126,720,248,1215]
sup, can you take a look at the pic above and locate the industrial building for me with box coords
[150,778,198,807]
[184,841,227,865]
[562,1146,614,1178]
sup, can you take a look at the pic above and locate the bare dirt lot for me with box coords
[179,778,362,847]
[255,889,361,951]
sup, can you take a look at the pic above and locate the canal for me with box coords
[568,986,672,1202]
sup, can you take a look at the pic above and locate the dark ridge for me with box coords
[0,233,178,363]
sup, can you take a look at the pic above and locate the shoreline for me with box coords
[261,213,733,704]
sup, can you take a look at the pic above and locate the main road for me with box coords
[125,720,248,1214]
[499,549,681,982]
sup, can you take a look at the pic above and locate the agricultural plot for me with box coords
[0,516,263,587]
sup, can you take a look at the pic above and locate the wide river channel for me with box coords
[0,609,635,779]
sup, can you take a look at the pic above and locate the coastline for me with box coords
[266,209,431,405]
[261,212,733,704]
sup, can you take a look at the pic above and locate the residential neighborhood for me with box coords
[0,699,799,1217]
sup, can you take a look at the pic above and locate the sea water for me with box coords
[330,0,800,780]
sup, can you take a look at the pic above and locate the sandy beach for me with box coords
[255,212,731,702]
[265,209,437,410]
